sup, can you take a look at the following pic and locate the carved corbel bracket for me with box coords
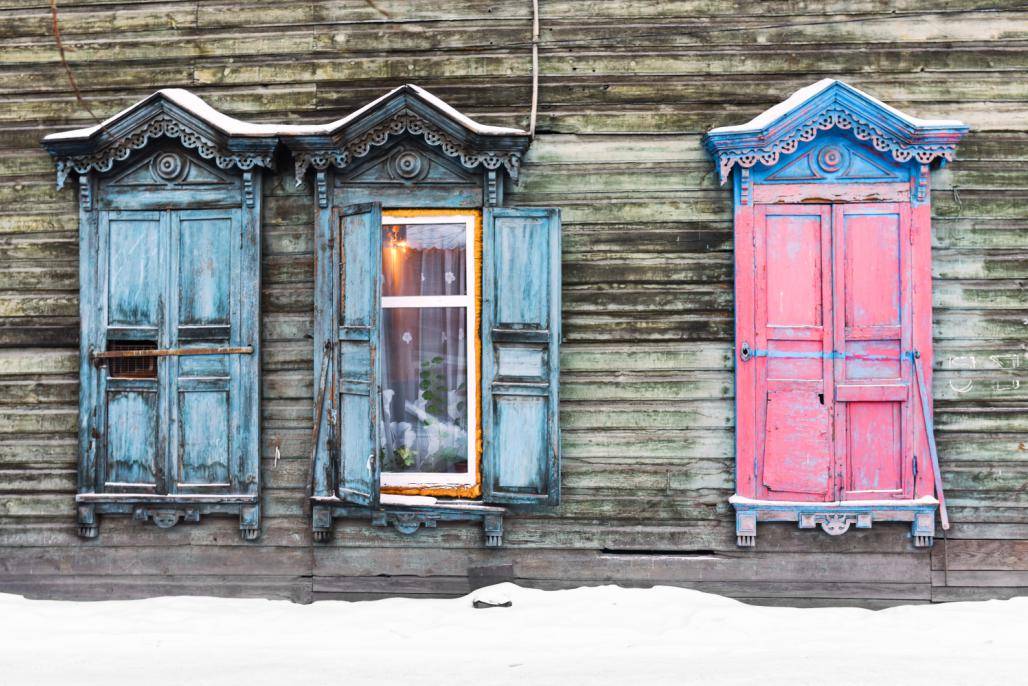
[132,506,200,529]
[78,173,94,212]
[372,509,438,535]
[799,511,873,536]
[732,499,938,548]
[310,498,505,547]
[77,503,98,539]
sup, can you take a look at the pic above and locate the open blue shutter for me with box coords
[481,207,561,506]
[337,203,383,506]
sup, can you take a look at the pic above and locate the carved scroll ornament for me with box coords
[711,106,960,184]
[293,110,523,186]
[51,113,274,189]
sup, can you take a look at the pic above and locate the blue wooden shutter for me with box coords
[481,207,561,506]
[95,210,166,493]
[168,209,256,495]
[336,203,383,506]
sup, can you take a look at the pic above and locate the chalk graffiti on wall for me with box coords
[945,353,1023,393]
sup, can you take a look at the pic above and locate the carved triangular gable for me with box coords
[285,85,531,186]
[703,79,969,184]
[841,148,901,181]
[764,152,820,181]
[108,149,236,187]
[42,90,278,189]
[343,143,478,186]
[762,141,903,183]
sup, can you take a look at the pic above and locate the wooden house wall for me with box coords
[0,0,1026,607]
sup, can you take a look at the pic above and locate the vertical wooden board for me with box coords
[106,213,161,328]
[105,389,158,485]
[843,210,901,330]
[753,205,833,502]
[909,198,935,501]
[494,395,548,493]
[733,179,756,499]
[336,203,382,506]
[494,216,549,328]
[481,207,561,506]
[835,204,913,500]
[178,390,230,484]
[177,215,232,326]
[846,401,903,493]
[763,389,832,495]
[764,213,823,329]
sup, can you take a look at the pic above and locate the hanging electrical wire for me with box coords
[49,0,99,122]
[529,0,540,137]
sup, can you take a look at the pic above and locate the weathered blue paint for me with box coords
[107,213,161,327]
[177,215,231,326]
[105,388,159,485]
[748,132,912,186]
[179,389,230,484]
[335,203,383,507]
[481,207,562,506]
[64,139,265,538]
[302,88,545,543]
[703,78,969,188]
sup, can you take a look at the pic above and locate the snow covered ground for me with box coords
[1,583,1024,686]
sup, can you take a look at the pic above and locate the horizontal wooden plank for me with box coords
[313,547,930,583]
[931,539,1028,571]
[0,574,312,602]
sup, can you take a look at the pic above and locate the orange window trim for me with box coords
[379,208,482,499]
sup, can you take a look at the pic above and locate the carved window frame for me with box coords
[43,91,276,541]
[704,79,969,550]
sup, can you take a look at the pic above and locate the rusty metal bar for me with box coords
[92,346,253,363]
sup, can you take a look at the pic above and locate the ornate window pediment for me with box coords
[703,79,969,184]
[283,84,531,186]
[42,89,278,189]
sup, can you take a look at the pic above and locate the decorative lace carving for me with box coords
[713,106,958,183]
[293,110,522,185]
[52,113,273,188]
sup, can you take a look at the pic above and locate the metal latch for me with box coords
[91,345,253,365]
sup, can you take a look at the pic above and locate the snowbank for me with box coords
[0,583,1024,686]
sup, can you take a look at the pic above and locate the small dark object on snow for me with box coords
[473,599,512,609]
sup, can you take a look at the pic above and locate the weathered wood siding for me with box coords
[1,1,1026,606]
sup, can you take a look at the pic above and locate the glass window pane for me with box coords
[381,306,469,474]
[382,222,467,297]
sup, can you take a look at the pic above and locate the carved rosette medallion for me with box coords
[151,151,187,182]
[816,145,845,173]
[389,148,430,182]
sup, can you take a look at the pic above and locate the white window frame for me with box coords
[380,211,477,489]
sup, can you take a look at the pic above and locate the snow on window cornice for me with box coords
[703,79,969,184]
[42,85,530,188]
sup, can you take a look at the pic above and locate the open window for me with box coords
[380,210,480,497]
[703,80,968,548]
[43,90,275,540]
[291,86,560,546]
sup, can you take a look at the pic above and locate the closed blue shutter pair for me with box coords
[82,209,259,502]
[334,204,561,508]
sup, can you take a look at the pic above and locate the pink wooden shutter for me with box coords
[752,205,834,501]
[832,203,914,500]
